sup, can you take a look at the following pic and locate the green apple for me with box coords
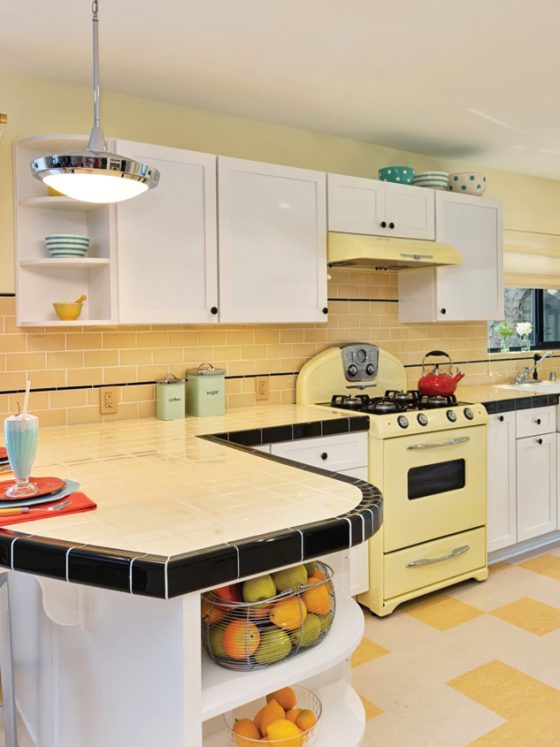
[208,626,227,657]
[304,561,318,577]
[318,610,334,634]
[242,574,276,603]
[255,629,292,665]
[290,613,321,648]
[273,565,307,592]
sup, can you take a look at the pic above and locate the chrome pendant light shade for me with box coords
[30,1,159,203]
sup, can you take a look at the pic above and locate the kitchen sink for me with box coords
[496,381,560,394]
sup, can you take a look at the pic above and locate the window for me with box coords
[488,289,560,351]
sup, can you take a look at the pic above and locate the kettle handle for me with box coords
[421,350,453,374]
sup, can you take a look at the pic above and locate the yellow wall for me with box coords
[0,69,558,423]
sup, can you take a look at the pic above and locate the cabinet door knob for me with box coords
[534,418,542,425]
[389,222,395,229]
[440,308,447,315]
[210,307,218,315]
[380,221,387,228]
[498,415,504,422]
[322,307,329,314]
[537,438,543,445]
[321,452,328,461]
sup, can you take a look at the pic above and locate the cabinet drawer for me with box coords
[516,406,556,438]
[270,432,367,471]
[384,526,486,599]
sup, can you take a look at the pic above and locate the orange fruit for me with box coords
[266,718,303,747]
[201,598,227,625]
[266,686,296,711]
[306,569,326,583]
[285,708,302,724]
[302,584,332,615]
[232,718,260,746]
[222,620,260,659]
[259,699,285,736]
[250,602,273,620]
[269,597,307,631]
[295,709,317,731]
[254,705,265,733]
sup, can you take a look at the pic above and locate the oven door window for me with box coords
[408,459,465,500]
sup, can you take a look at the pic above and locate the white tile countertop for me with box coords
[0,405,377,597]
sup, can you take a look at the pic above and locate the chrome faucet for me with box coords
[533,351,553,380]
[514,367,531,384]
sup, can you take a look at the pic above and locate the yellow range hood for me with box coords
[327,232,462,270]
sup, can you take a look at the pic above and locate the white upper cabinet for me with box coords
[14,135,117,326]
[398,192,503,322]
[327,174,435,240]
[115,140,218,324]
[218,157,328,323]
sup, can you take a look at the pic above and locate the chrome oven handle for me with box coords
[406,545,470,568]
[406,436,470,451]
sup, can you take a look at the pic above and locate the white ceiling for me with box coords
[2,0,560,179]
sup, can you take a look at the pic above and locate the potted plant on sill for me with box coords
[497,322,514,352]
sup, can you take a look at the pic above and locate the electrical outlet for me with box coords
[255,377,270,401]
[100,387,119,414]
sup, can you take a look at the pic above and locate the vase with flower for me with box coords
[497,322,513,352]
[516,322,532,352]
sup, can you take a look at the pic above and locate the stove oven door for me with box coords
[381,425,486,552]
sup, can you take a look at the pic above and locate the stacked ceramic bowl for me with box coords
[449,172,487,196]
[411,171,449,190]
[378,166,415,184]
[44,234,89,258]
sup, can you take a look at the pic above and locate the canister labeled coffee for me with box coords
[156,374,186,420]
[186,363,225,417]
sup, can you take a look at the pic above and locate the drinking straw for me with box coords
[22,380,31,416]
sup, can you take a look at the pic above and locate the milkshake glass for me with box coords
[4,414,39,498]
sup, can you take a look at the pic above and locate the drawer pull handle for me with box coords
[321,452,328,461]
[407,436,470,451]
[498,415,504,422]
[406,545,470,568]
[534,418,542,425]
[537,438,543,445]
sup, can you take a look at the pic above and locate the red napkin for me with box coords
[0,447,6,460]
[0,492,97,526]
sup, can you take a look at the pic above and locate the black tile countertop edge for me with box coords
[483,393,559,414]
[0,415,378,600]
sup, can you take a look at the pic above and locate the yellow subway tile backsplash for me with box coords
[26,334,66,352]
[6,352,46,371]
[46,351,84,370]
[66,333,103,350]
[85,350,120,368]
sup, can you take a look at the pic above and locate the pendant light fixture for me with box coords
[30,0,159,203]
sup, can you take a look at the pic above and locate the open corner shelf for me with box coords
[20,258,111,269]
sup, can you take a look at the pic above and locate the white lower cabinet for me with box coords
[487,406,557,553]
[264,432,370,596]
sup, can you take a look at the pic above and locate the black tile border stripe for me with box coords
[328,297,398,303]
[483,392,560,414]
[0,414,377,599]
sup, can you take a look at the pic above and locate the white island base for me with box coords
[7,550,365,747]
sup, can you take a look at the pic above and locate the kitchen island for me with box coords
[1,405,378,747]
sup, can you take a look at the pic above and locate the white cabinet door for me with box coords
[327,174,435,240]
[218,158,327,323]
[517,432,557,541]
[339,466,370,596]
[115,140,218,324]
[487,413,517,552]
[398,192,503,322]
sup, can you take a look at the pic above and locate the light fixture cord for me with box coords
[87,0,107,152]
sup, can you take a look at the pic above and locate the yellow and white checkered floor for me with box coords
[352,547,560,746]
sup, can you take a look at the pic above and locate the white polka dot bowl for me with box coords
[378,166,415,184]
[411,171,449,190]
[448,172,487,196]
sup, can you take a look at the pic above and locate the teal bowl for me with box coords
[378,166,415,184]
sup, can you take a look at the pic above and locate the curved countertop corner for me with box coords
[0,405,379,599]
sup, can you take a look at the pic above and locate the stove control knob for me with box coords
[463,407,474,420]
[446,409,457,422]
[365,363,376,376]
[417,413,429,426]
[347,364,358,377]
[397,415,409,429]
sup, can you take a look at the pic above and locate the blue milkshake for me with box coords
[4,414,39,497]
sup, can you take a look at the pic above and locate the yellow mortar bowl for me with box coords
[52,302,83,321]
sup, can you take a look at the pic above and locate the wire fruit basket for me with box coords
[223,684,322,746]
[201,561,335,672]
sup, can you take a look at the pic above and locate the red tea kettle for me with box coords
[418,350,465,397]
